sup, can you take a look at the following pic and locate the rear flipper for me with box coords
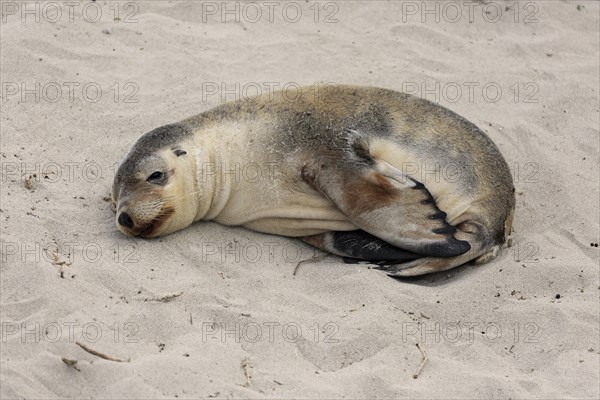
[376,243,500,277]
[302,222,495,277]
[302,230,422,264]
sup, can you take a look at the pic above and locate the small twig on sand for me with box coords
[46,250,72,267]
[413,343,428,379]
[75,341,127,363]
[45,250,72,278]
[24,175,34,190]
[240,358,252,387]
[144,291,183,302]
[61,357,81,371]
[293,253,329,276]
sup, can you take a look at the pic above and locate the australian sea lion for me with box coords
[111,85,515,276]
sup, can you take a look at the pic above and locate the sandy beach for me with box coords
[1,0,599,398]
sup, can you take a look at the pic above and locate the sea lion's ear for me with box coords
[173,149,187,157]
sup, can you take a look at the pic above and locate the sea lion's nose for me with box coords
[118,212,134,229]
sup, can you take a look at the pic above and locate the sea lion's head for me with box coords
[111,124,199,238]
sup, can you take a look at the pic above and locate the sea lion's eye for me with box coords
[147,171,165,183]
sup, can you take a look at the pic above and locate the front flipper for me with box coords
[301,140,470,258]
[302,230,422,263]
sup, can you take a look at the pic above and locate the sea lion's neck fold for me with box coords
[193,134,233,222]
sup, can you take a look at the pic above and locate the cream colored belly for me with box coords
[214,188,357,237]
[244,215,357,237]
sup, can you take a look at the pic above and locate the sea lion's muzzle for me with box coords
[115,203,175,239]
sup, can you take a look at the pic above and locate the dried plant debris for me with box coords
[75,341,128,363]
[240,358,252,387]
[144,291,183,302]
[293,253,329,276]
[61,357,81,371]
[24,174,35,190]
[413,343,428,379]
